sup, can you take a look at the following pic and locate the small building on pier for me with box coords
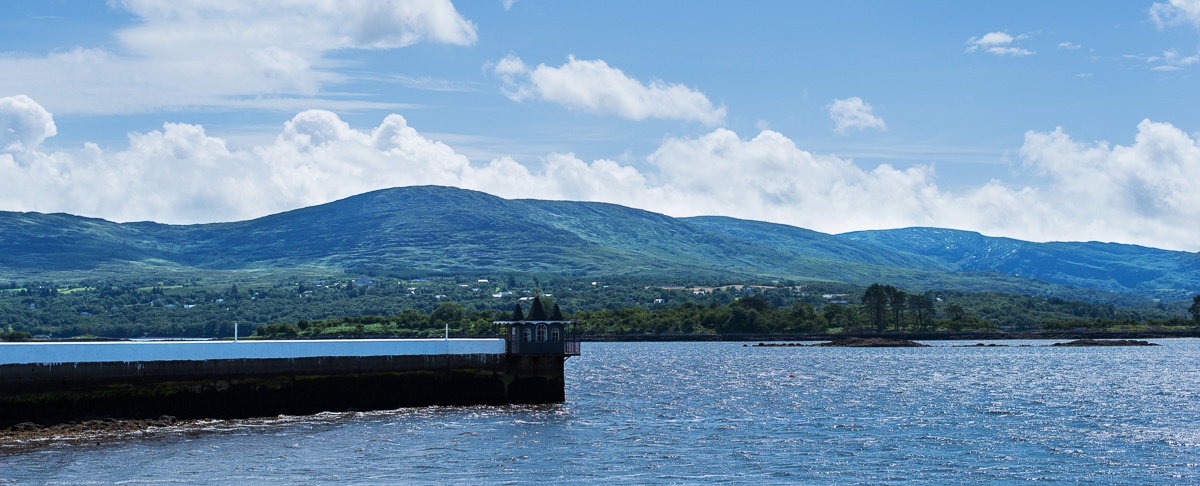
[495,295,580,356]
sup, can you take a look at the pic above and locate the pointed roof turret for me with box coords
[550,302,565,321]
[528,295,549,321]
[511,303,525,321]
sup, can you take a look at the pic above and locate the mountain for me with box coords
[1,186,1197,301]
[839,227,1200,298]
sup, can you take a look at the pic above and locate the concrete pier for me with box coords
[0,339,568,427]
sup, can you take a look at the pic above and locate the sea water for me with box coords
[2,340,1198,484]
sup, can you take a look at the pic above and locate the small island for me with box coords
[752,337,929,348]
[811,337,929,347]
[1050,339,1158,347]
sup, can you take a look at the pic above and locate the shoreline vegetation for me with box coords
[2,276,1197,342]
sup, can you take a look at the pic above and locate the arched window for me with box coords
[522,328,532,342]
[536,324,548,342]
[550,328,561,341]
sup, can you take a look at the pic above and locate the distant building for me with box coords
[494,295,580,357]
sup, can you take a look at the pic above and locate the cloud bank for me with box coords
[2,95,1199,252]
[492,54,726,125]
[0,0,477,114]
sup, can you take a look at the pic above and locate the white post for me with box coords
[444,323,449,340]
[234,322,238,343]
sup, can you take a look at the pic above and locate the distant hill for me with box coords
[839,227,1200,298]
[1,186,1197,301]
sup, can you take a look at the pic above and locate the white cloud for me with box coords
[987,47,1034,57]
[4,95,1200,251]
[827,97,887,135]
[1136,49,1200,71]
[968,32,1015,49]
[1151,0,1200,29]
[1058,42,1082,50]
[1015,119,1200,248]
[1162,49,1200,68]
[966,31,1034,56]
[0,95,57,152]
[0,1,477,115]
[490,54,727,125]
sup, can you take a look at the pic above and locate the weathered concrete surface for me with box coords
[0,350,565,427]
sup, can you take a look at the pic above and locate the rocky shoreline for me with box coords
[0,416,187,451]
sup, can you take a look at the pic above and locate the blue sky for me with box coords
[2,1,1199,251]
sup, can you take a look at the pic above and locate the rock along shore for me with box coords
[752,337,929,348]
[1050,339,1158,346]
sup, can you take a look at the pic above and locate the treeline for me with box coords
[252,292,1199,340]
[0,276,1196,340]
[575,293,994,335]
[253,304,503,338]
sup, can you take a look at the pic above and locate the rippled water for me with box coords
[3,340,1199,484]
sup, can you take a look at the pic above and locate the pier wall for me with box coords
[0,339,565,427]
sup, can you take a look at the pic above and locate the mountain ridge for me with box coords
[1,185,1196,302]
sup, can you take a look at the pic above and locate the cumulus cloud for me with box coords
[827,97,887,135]
[0,95,57,152]
[491,54,726,125]
[0,0,477,114]
[1151,0,1200,29]
[966,31,1034,56]
[4,95,1200,251]
[1015,119,1200,247]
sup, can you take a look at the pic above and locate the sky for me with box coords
[1,1,1200,251]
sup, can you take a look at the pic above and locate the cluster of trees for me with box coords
[253,304,503,338]
[859,284,939,332]
[1,329,33,341]
[572,298,828,335]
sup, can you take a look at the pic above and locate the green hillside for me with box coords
[840,227,1200,300]
[1,186,1197,302]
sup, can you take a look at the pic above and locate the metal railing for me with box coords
[564,337,581,356]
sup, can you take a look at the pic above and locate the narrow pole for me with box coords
[234,322,238,343]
